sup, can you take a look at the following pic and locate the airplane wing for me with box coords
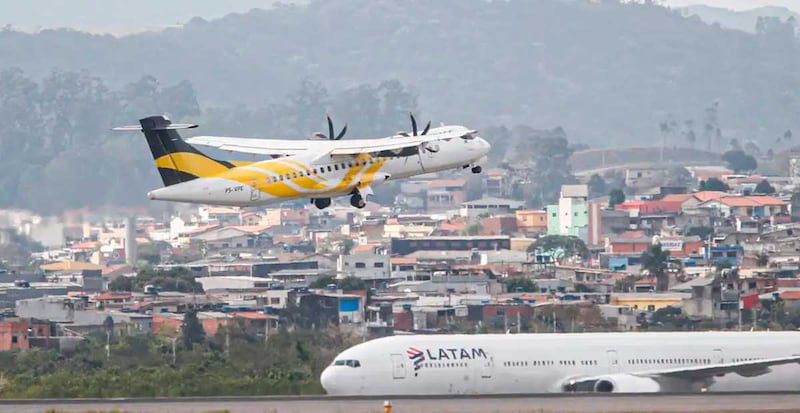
[642,355,800,380]
[561,356,800,392]
[186,132,473,157]
[185,136,314,157]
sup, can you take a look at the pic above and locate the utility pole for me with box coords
[172,336,177,365]
[105,330,110,362]
[225,330,230,357]
[516,311,521,334]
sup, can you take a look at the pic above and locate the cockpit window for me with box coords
[333,359,361,368]
[461,133,475,140]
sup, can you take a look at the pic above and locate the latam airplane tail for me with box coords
[114,115,240,186]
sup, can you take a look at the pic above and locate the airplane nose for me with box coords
[478,137,491,153]
[320,366,335,394]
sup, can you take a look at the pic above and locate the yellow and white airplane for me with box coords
[114,114,490,209]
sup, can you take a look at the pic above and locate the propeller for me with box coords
[409,112,431,136]
[408,112,439,153]
[316,114,348,140]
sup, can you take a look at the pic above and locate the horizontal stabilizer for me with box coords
[112,123,198,131]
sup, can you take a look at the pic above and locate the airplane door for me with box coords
[713,348,724,364]
[481,356,494,379]
[607,350,620,373]
[391,354,406,379]
[249,181,261,202]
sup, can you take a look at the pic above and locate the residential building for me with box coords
[0,318,30,351]
[515,210,548,234]
[427,179,467,211]
[391,236,511,255]
[460,197,525,219]
[610,292,690,312]
[547,185,589,240]
[337,252,391,280]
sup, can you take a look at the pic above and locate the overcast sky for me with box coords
[1,0,797,34]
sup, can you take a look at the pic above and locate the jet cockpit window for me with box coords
[333,359,361,368]
[461,133,475,140]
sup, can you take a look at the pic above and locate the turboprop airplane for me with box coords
[114,114,490,209]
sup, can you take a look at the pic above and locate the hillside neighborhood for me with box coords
[2,164,800,352]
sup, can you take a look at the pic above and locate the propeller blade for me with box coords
[410,112,418,136]
[327,114,335,141]
[336,123,348,140]
[421,121,431,136]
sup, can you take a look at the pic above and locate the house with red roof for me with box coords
[698,195,787,218]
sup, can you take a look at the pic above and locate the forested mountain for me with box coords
[0,0,799,212]
[2,0,799,143]
[678,5,799,33]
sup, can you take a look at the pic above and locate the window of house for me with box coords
[11,336,18,344]
[270,297,281,305]
[374,262,384,268]
[334,164,339,170]
[355,262,366,268]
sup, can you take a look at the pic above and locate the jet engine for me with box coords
[591,375,661,393]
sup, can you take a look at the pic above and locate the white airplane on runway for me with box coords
[320,332,800,395]
[114,114,489,209]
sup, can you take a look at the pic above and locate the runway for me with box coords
[3,393,800,413]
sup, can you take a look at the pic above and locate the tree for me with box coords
[505,277,537,293]
[722,150,757,174]
[608,189,625,208]
[528,235,589,260]
[338,276,366,292]
[181,309,205,348]
[685,226,713,240]
[310,276,337,289]
[587,174,608,199]
[108,276,134,292]
[666,167,692,187]
[699,178,729,192]
[137,242,166,266]
[754,179,775,194]
[642,243,671,292]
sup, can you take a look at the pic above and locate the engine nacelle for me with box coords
[591,374,661,393]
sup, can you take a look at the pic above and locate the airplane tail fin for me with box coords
[114,115,237,187]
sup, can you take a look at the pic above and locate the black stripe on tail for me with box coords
[138,115,234,186]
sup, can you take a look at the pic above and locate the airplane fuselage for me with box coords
[320,332,800,396]
[147,127,490,206]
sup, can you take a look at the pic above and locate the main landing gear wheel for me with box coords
[350,193,366,209]
[471,165,482,173]
[313,198,331,210]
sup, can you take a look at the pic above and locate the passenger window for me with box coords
[334,164,339,171]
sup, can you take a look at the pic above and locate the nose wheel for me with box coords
[350,193,366,209]
[471,165,482,174]
[312,197,331,209]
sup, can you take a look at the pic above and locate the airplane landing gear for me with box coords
[471,165,482,174]
[313,197,331,210]
[350,193,366,209]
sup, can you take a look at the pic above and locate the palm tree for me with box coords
[642,243,671,292]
